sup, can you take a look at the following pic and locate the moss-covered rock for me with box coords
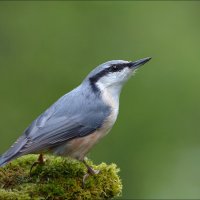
[0,155,122,199]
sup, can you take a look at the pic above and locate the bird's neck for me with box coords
[96,82,122,108]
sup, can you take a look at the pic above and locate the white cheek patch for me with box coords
[97,67,133,88]
[118,68,132,81]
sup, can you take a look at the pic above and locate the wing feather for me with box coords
[19,115,100,154]
[0,84,110,164]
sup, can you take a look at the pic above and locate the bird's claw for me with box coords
[82,168,100,186]
[29,154,45,176]
[30,161,40,176]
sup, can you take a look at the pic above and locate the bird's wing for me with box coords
[0,87,110,164]
[0,114,99,166]
[20,113,100,154]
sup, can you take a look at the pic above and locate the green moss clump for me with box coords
[0,155,122,200]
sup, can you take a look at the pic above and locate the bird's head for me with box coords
[84,57,151,94]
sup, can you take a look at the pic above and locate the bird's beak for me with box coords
[128,57,152,69]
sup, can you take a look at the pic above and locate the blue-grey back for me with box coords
[0,81,111,164]
[19,81,110,151]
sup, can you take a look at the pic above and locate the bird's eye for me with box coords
[111,65,118,72]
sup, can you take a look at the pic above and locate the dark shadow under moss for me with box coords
[0,155,122,200]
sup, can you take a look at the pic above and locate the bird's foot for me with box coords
[82,159,100,186]
[83,168,100,185]
[30,154,45,176]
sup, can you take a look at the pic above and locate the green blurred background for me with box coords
[0,1,200,199]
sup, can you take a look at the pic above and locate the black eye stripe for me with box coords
[109,63,127,72]
[89,63,128,85]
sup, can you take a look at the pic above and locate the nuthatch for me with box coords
[0,57,151,179]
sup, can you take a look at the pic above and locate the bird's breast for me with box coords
[100,86,119,130]
[52,87,119,161]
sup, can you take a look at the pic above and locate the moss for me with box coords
[0,155,122,199]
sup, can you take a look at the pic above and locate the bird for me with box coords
[0,57,151,180]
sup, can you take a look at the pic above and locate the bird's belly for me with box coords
[52,106,118,161]
[52,128,110,161]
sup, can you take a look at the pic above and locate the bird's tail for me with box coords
[0,135,28,167]
[0,156,9,167]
